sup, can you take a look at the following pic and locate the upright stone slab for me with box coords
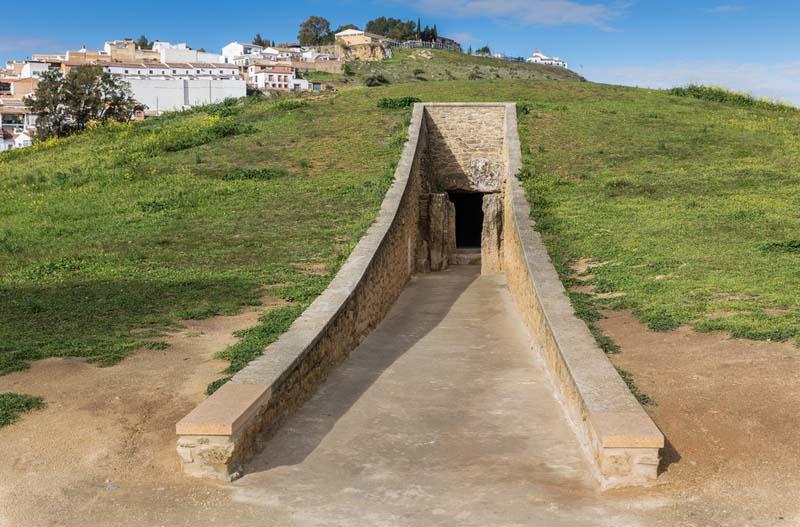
[428,193,451,272]
[447,200,457,265]
[481,193,503,274]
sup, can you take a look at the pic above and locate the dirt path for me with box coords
[0,305,279,527]
[600,310,800,526]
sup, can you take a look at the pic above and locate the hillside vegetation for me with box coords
[2,61,800,418]
[308,49,582,86]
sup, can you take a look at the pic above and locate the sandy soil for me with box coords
[0,303,283,527]
[600,310,800,526]
[2,284,800,526]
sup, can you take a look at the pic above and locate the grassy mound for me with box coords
[2,72,799,383]
[0,93,409,374]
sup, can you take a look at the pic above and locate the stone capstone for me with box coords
[467,158,505,193]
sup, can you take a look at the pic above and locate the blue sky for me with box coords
[3,0,800,103]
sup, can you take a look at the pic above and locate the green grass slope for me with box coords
[2,72,800,402]
[317,49,582,86]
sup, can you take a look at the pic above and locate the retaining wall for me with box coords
[175,102,663,488]
[176,105,427,479]
[500,103,663,488]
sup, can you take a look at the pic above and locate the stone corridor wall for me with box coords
[176,106,428,480]
[499,104,664,489]
[176,103,664,489]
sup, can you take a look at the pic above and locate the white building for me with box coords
[248,64,309,92]
[152,41,224,65]
[97,62,246,115]
[14,131,32,148]
[526,50,568,68]
[222,42,265,64]
[1,129,13,152]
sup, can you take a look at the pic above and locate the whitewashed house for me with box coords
[152,41,224,64]
[96,62,245,115]
[249,65,309,92]
[222,42,266,65]
[1,129,13,152]
[13,131,32,148]
[526,50,568,68]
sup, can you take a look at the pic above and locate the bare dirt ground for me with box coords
[0,303,284,527]
[2,287,800,526]
[600,310,800,527]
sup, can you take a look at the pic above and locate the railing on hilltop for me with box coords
[389,40,464,53]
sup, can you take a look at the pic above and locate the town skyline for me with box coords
[3,1,800,103]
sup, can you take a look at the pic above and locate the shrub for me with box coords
[222,167,289,181]
[275,99,309,111]
[377,97,421,109]
[364,74,390,87]
[758,240,800,254]
[669,84,795,112]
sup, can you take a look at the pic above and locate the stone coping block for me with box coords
[176,383,270,437]
[501,103,664,488]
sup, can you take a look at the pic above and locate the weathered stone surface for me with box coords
[447,200,457,265]
[428,193,451,272]
[481,193,503,274]
[425,105,506,192]
[468,158,505,193]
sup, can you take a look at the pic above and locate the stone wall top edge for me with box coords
[226,105,426,390]
[503,107,664,447]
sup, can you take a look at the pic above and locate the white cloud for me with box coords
[585,61,800,106]
[447,31,478,44]
[705,4,744,13]
[402,0,624,29]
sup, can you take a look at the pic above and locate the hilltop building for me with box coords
[526,50,568,68]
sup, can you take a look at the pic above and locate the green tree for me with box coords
[365,17,416,40]
[298,16,332,46]
[22,70,70,139]
[136,35,152,50]
[24,66,143,139]
[476,45,491,55]
[252,33,270,47]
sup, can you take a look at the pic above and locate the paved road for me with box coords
[229,265,649,526]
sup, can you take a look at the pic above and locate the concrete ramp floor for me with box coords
[228,265,633,525]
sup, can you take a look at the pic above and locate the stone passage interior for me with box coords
[449,192,484,248]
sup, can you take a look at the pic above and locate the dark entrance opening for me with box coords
[448,192,484,248]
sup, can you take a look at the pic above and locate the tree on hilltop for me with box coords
[136,35,153,50]
[252,33,270,48]
[298,16,333,46]
[365,17,416,40]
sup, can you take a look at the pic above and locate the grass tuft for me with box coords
[0,393,46,427]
